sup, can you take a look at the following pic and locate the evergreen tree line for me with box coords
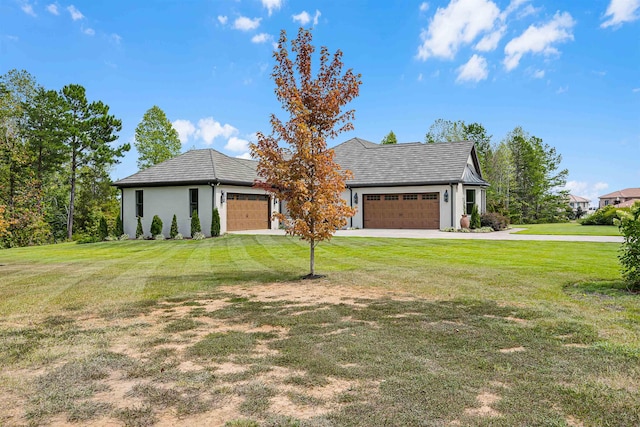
[0,69,129,247]
[422,119,569,224]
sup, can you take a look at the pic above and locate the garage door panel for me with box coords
[364,193,440,229]
[227,193,270,231]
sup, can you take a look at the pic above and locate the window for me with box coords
[135,190,143,218]
[403,194,418,200]
[189,188,198,217]
[365,195,380,201]
[422,193,438,200]
[385,195,399,201]
[466,189,476,214]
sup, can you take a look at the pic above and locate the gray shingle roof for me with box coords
[333,137,488,187]
[113,138,488,188]
[112,149,259,188]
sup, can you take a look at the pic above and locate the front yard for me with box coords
[0,236,638,426]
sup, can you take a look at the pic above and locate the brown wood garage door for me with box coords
[227,193,270,231]
[363,193,440,229]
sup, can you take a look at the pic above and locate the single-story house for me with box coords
[567,194,590,212]
[113,137,488,237]
[598,188,640,208]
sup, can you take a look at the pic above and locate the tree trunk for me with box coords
[309,240,315,277]
[67,153,76,240]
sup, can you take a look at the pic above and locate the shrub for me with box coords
[154,234,165,241]
[192,232,205,240]
[136,217,144,238]
[470,204,481,229]
[211,208,221,237]
[191,211,201,237]
[617,203,640,290]
[580,205,627,226]
[115,214,124,237]
[481,212,510,231]
[170,214,179,239]
[119,234,130,241]
[174,233,183,240]
[150,215,163,236]
[98,216,109,241]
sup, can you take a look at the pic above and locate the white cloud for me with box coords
[233,16,261,31]
[420,2,430,12]
[172,120,196,144]
[417,73,423,82]
[251,33,272,44]
[456,54,489,83]
[83,27,95,36]
[601,0,640,28]
[292,11,311,25]
[262,0,283,16]
[503,11,575,71]
[556,85,568,94]
[416,0,501,60]
[474,26,505,51]
[225,136,250,152]
[217,15,228,25]
[111,33,122,44]
[236,152,253,160]
[21,1,36,17]
[46,3,59,15]
[197,117,237,145]
[313,10,321,25]
[532,69,545,78]
[67,5,84,21]
[633,87,640,93]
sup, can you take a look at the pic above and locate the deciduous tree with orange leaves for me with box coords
[250,28,361,278]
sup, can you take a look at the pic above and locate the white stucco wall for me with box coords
[121,184,279,237]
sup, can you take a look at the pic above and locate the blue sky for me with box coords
[2,0,638,204]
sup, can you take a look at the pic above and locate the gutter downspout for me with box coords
[348,187,353,228]
[450,183,455,228]
[120,188,124,234]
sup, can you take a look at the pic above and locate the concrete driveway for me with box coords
[231,228,623,243]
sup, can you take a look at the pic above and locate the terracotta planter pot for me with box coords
[460,214,470,229]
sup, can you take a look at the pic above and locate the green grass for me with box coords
[513,222,621,235]
[0,235,638,426]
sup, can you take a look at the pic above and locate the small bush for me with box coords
[617,203,640,290]
[154,234,165,240]
[211,208,221,237]
[192,232,205,241]
[581,205,627,226]
[191,211,201,237]
[170,214,179,239]
[481,212,510,231]
[174,233,183,240]
[136,217,144,238]
[470,204,481,229]
[115,214,124,237]
[137,234,145,240]
[98,217,108,241]
[150,215,163,236]
[77,235,100,244]
[119,234,130,241]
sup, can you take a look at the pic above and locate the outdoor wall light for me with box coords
[353,193,358,204]
[444,190,449,203]
[220,191,226,204]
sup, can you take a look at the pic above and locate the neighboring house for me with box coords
[567,194,590,213]
[113,138,488,236]
[598,188,640,208]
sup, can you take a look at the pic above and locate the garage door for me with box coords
[363,193,440,229]
[227,193,270,231]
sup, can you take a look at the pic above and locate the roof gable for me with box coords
[599,188,640,199]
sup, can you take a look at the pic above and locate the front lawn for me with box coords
[0,236,638,426]
[512,221,621,236]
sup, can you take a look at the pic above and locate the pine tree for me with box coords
[150,215,163,236]
[170,214,179,238]
[136,216,144,238]
[211,208,220,237]
[190,210,201,237]
[115,213,124,236]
